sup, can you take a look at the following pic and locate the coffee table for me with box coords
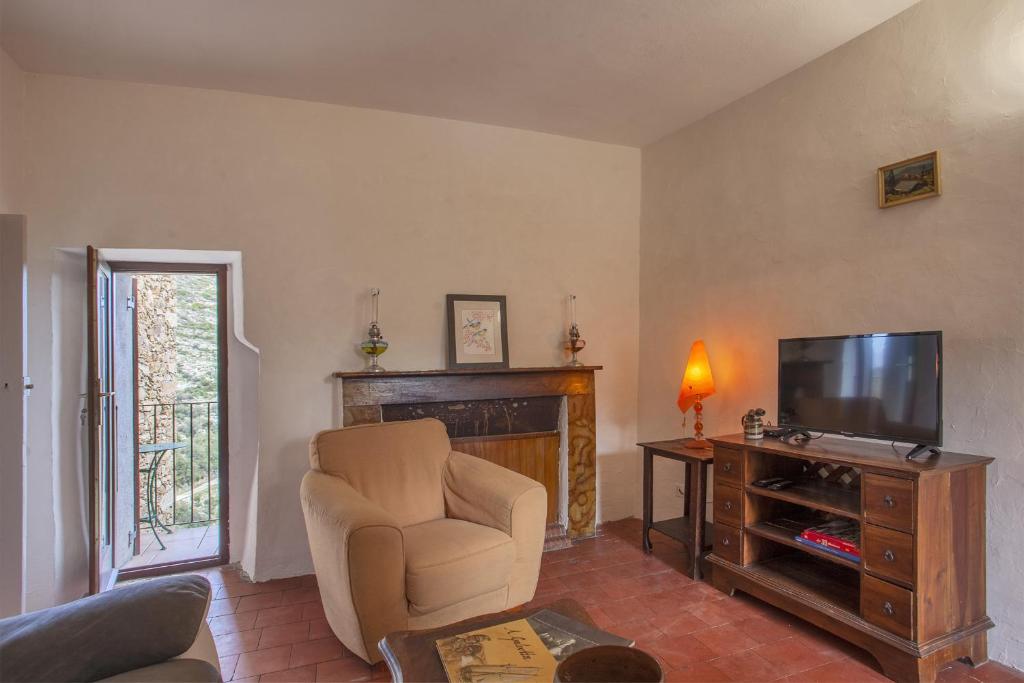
[378,598,593,683]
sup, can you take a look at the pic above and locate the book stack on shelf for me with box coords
[795,519,861,563]
[757,516,861,566]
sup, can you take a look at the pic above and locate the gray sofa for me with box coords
[0,575,221,682]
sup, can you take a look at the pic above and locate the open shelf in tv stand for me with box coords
[707,433,994,683]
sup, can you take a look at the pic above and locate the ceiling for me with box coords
[0,0,917,146]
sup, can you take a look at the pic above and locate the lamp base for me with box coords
[682,437,713,450]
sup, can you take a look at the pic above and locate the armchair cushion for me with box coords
[443,450,547,607]
[310,419,450,527]
[402,518,514,614]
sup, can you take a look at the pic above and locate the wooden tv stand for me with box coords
[707,434,993,683]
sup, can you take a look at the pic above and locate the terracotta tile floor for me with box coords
[192,518,1023,683]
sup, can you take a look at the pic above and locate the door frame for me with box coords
[111,262,230,579]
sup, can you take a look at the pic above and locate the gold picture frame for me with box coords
[878,151,941,208]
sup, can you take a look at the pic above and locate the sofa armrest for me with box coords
[443,451,547,607]
[299,471,406,664]
[0,575,212,683]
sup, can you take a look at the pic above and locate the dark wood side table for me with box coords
[638,439,714,580]
[379,598,594,683]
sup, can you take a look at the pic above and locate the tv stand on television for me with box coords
[903,444,942,461]
[778,428,814,443]
[707,433,993,682]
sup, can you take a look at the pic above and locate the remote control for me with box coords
[752,477,787,488]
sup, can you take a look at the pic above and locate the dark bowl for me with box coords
[555,645,663,683]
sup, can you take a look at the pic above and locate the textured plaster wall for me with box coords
[639,0,1024,667]
[0,46,25,211]
[18,73,640,602]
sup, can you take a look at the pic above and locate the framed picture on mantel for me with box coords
[446,294,509,369]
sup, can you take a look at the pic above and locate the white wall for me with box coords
[0,46,25,211]
[17,72,640,602]
[640,0,1024,668]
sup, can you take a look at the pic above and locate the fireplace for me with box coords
[334,366,601,540]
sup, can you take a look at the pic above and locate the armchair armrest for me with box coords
[443,450,545,535]
[301,469,401,532]
[443,451,546,606]
[300,471,406,664]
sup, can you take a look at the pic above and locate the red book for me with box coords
[798,519,861,557]
[800,530,860,556]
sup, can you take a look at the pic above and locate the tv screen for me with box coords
[778,332,942,445]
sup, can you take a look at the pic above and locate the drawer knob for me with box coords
[721,537,731,546]
[724,501,733,511]
[883,495,895,507]
[723,463,733,472]
[883,549,895,562]
[883,601,895,617]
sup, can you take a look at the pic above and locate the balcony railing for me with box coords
[138,400,220,526]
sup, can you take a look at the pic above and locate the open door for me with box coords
[0,216,28,616]
[87,246,116,592]
[112,275,137,573]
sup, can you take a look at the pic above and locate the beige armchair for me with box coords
[300,418,547,664]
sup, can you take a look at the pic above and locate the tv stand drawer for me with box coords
[863,474,914,533]
[713,483,742,528]
[862,574,914,639]
[713,522,742,565]
[714,447,742,487]
[863,524,914,586]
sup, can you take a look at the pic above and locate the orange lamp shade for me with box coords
[677,340,715,413]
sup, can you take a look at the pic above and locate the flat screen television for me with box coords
[778,331,942,447]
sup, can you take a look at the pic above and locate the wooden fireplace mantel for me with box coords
[335,366,601,539]
[334,366,603,379]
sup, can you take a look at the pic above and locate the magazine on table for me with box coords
[435,609,633,682]
[526,609,633,661]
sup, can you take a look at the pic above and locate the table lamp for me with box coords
[677,339,715,449]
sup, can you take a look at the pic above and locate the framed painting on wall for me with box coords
[446,294,509,369]
[878,151,941,208]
